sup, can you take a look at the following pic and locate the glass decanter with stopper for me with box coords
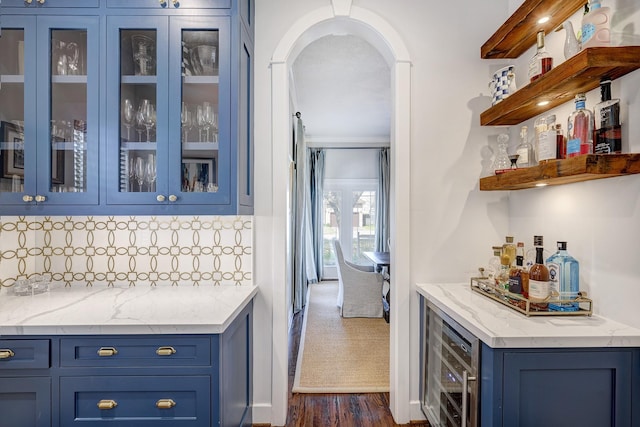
[492,133,511,174]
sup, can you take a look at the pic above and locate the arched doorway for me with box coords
[269,0,412,424]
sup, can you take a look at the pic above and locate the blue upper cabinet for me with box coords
[0,13,100,213]
[0,0,253,215]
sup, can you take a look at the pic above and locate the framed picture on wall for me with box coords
[1,121,25,179]
[182,158,216,192]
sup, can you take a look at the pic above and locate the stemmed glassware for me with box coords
[138,99,156,142]
[196,104,206,142]
[134,156,146,192]
[181,102,193,143]
[145,154,156,192]
[122,99,134,141]
[203,102,215,142]
[135,106,146,142]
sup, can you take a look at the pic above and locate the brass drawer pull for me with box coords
[97,347,118,357]
[156,398,176,409]
[0,349,16,359]
[156,346,176,356]
[97,399,118,410]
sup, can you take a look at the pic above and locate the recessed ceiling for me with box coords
[291,34,391,144]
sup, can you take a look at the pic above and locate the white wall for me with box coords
[253,0,640,424]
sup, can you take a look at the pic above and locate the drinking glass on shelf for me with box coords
[135,107,146,142]
[137,99,154,142]
[143,103,156,142]
[134,156,146,192]
[131,34,155,76]
[145,153,156,192]
[128,155,137,192]
[181,102,193,143]
[122,99,135,141]
[196,104,206,142]
[203,102,215,142]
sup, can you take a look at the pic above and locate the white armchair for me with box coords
[333,240,384,318]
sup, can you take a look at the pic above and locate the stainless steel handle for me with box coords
[22,195,34,202]
[97,347,118,357]
[156,194,166,202]
[461,370,477,427]
[97,399,118,410]
[0,349,15,359]
[168,194,177,202]
[35,195,46,202]
[156,398,176,409]
[156,346,176,356]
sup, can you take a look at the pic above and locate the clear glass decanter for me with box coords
[492,133,511,174]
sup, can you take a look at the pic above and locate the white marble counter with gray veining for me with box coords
[417,282,640,349]
[0,284,257,335]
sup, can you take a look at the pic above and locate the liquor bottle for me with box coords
[528,235,549,310]
[582,0,611,49]
[508,242,527,295]
[534,114,557,163]
[515,126,535,168]
[496,253,511,292]
[555,123,566,159]
[594,77,621,154]
[566,94,594,158]
[502,236,516,267]
[547,242,580,312]
[528,30,553,82]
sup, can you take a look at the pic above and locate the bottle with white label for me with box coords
[528,235,549,310]
[534,114,557,163]
[546,241,580,311]
[515,125,535,168]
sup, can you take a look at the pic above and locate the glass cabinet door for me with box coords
[37,16,99,205]
[0,15,98,208]
[107,15,229,208]
[106,16,168,205]
[168,16,230,206]
[0,17,34,204]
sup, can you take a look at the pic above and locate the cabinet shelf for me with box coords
[51,75,88,84]
[0,75,24,84]
[481,0,585,59]
[479,154,640,191]
[480,47,640,126]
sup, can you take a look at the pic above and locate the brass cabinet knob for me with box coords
[0,349,15,359]
[156,398,176,409]
[22,195,34,202]
[172,0,179,6]
[24,0,33,4]
[168,194,177,202]
[97,347,118,357]
[35,195,46,202]
[158,0,166,5]
[156,194,166,202]
[97,400,118,410]
[37,0,45,3]
[155,346,176,356]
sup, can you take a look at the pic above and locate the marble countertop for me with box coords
[0,284,258,336]
[416,282,640,349]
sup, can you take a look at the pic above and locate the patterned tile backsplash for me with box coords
[0,216,252,288]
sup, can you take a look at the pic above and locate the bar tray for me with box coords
[470,277,593,317]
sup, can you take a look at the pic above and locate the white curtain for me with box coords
[292,117,325,313]
[375,147,390,252]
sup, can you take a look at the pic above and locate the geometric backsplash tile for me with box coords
[0,215,252,288]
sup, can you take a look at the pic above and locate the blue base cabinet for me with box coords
[0,302,252,427]
[481,346,640,427]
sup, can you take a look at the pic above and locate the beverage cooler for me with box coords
[421,300,480,427]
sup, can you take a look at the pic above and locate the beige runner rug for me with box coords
[292,281,389,393]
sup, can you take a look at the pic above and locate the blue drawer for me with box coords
[60,375,211,426]
[60,336,212,367]
[106,0,230,9]
[0,339,50,370]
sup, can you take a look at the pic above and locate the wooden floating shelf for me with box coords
[479,154,640,191]
[481,0,585,59]
[480,47,640,126]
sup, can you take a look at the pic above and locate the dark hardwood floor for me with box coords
[282,308,429,427]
